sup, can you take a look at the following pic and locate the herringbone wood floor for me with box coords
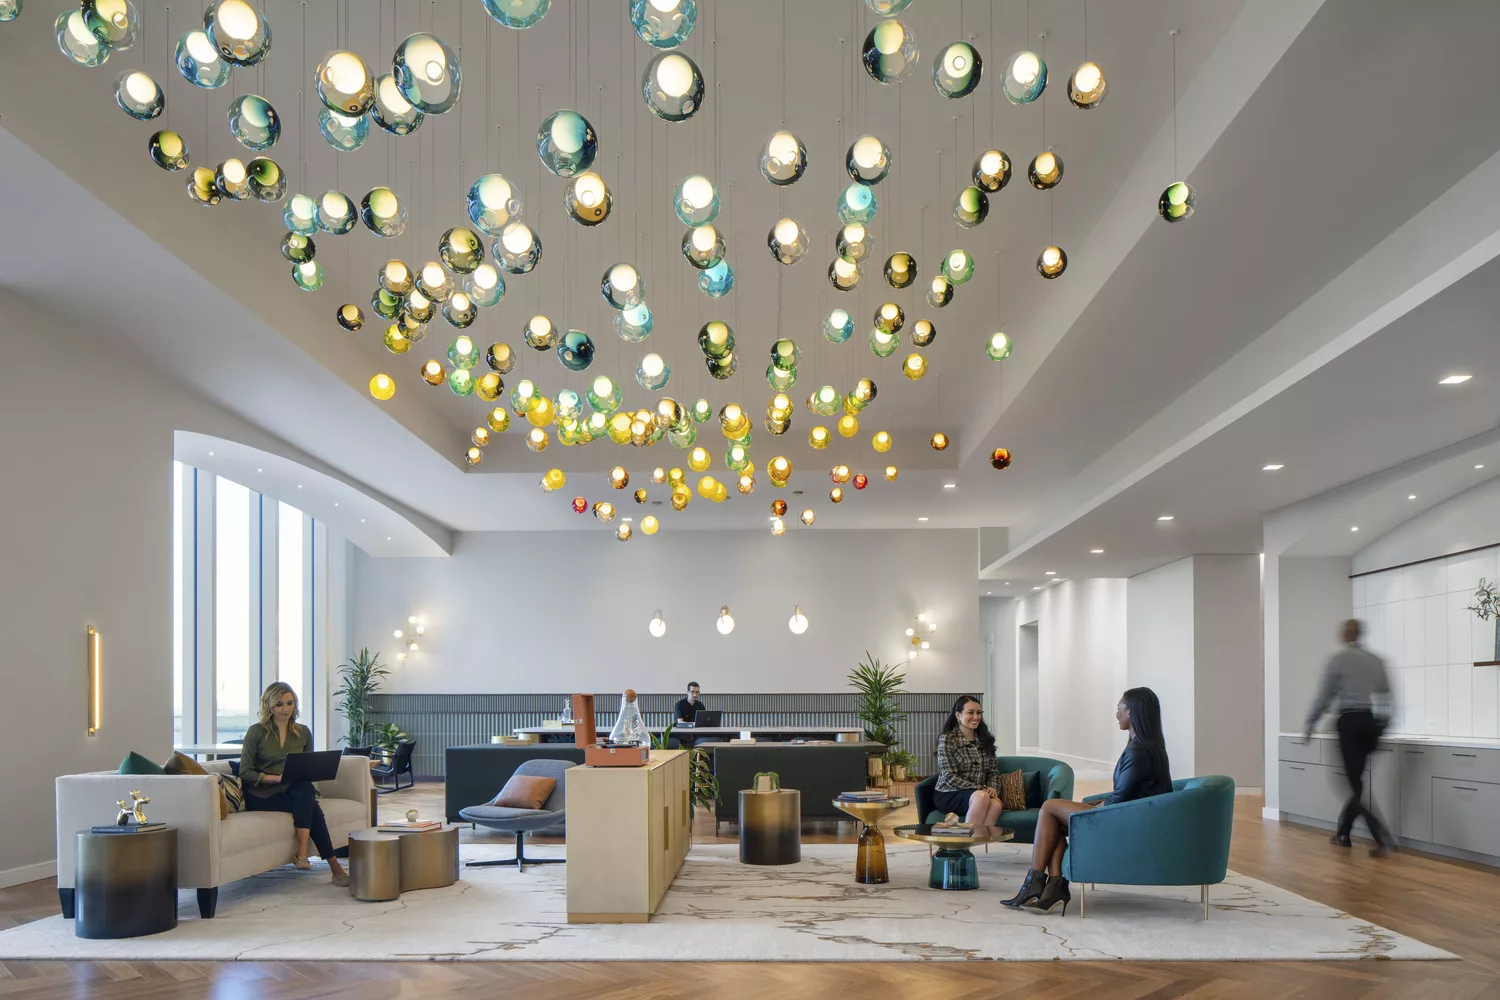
[4,780,1498,999]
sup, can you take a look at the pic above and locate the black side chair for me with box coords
[372,740,416,793]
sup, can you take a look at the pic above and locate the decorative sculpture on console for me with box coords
[115,790,150,826]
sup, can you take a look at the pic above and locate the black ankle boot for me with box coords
[1025,875,1071,915]
[1000,869,1048,908]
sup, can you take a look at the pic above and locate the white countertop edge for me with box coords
[1281,731,1500,750]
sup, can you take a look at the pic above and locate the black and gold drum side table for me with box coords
[739,789,801,865]
[74,827,178,938]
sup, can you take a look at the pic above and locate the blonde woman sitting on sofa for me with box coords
[240,681,349,886]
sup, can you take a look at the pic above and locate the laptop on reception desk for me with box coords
[693,710,722,727]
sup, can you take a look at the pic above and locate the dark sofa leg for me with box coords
[58,887,75,919]
[197,887,219,919]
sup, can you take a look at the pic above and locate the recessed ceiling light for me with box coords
[1090,548,1104,554]
[918,516,929,521]
[1157,515,1175,521]
[1033,586,1042,591]
[361,518,366,523]
[1350,526,1359,532]
[1477,464,1486,470]
[1003,581,1010,585]
[257,468,263,473]
[943,483,956,489]
[333,502,339,507]
[296,484,302,489]
[1045,570,1056,575]
[1407,494,1417,500]
[1439,374,1472,384]
[986,591,992,595]
[207,451,215,456]
[1262,464,1284,471]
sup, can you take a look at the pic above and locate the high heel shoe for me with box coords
[1000,869,1048,909]
[1025,875,1071,915]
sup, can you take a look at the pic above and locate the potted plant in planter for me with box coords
[334,648,389,751]
[884,748,917,782]
[1467,579,1500,663]
[651,724,720,823]
[372,721,410,765]
[848,653,907,783]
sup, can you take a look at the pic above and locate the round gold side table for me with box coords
[349,826,460,901]
[75,827,178,938]
[739,789,801,865]
[831,798,910,884]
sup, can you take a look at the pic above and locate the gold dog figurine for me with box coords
[114,790,150,826]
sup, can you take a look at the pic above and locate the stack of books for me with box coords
[90,823,167,834]
[931,823,976,836]
[376,819,442,832]
[836,790,889,803]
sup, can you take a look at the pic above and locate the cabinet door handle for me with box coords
[1452,785,1479,792]
[1404,750,1425,755]
[1289,765,1306,771]
[1452,753,1478,758]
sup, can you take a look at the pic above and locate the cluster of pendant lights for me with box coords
[646,604,808,638]
[20,0,1206,500]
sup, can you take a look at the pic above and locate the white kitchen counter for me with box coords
[1281,731,1500,751]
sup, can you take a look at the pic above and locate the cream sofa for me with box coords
[56,756,373,918]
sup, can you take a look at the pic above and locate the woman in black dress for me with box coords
[1000,687,1171,915]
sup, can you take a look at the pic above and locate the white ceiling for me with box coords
[4,0,1500,580]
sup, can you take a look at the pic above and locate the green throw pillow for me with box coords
[119,751,166,775]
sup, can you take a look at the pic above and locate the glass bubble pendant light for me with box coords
[113,70,163,120]
[496,221,542,274]
[56,10,110,67]
[828,256,862,292]
[973,149,1011,192]
[986,331,1012,361]
[884,251,916,288]
[536,109,598,177]
[318,107,369,152]
[1002,49,1047,104]
[837,182,877,225]
[953,186,989,228]
[933,40,982,99]
[862,19,919,85]
[760,131,807,185]
[642,51,704,122]
[602,262,645,309]
[205,0,271,67]
[699,260,734,298]
[1159,180,1195,223]
[228,94,280,150]
[176,28,232,88]
[316,190,356,235]
[1068,60,1106,109]
[246,156,285,201]
[393,33,461,114]
[631,0,696,49]
[284,193,317,234]
[682,224,725,269]
[616,303,653,342]
[316,50,374,115]
[370,73,424,135]
[481,0,550,29]
[768,218,810,265]
[836,224,872,262]
[563,171,611,226]
[637,352,671,391]
[468,263,505,307]
[292,260,324,291]
[360,187,406,237]
[1037,245,1068,278]
[927,275,954,307]
[673,174,720,226]
[845,135,891,184]
[149,130,191,171]
[1028,149,1063,189]
[941,249,975,285]
[186,168,221,206]
[823,309,855,344]
[214,158,251,200]
[466,174,520,235]
[0,0,20,22]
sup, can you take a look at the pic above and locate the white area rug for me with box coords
[0,843,1452,962]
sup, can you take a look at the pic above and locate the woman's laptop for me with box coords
[280,750,343,784]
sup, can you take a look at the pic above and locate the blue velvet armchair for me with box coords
[915,755,1074,844]
[1063,775,1235,918]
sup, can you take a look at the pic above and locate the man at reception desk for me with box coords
[675,682,708,725]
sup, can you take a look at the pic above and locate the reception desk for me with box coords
[566,750,690,923]
[516,725,863,743]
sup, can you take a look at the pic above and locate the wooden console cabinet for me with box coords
[565,749,690,923]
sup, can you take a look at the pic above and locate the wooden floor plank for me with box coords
[2,781,1496,999]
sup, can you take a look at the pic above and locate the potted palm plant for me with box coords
[334,648,389,750]
[884,748,917,782]
[848,653,907,783]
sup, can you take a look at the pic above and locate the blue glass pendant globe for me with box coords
[837,182,877,225]
[393,33,461,114]
[630,0,695,49]
[480,0,549,29]
[176,28,232,88]
[699,260,734,298]
[319,107,369,152]
[536,110,597,177]
[228,94,280,150]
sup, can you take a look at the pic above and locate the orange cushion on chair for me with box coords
[489,775,557,810]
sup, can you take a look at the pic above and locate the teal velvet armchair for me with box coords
[915,755,1074,844]
[1062,775,1235,918]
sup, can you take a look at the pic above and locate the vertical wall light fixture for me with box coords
[87,626,102,736]
[394,615,426,660]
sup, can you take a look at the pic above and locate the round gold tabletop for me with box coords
[831,797,910,823]
[893,823,1015,848]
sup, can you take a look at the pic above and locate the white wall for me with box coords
[1014,579,1130,768]
[1191,555,1264,784]
[1353,547,1500,739]
[352,529,981,695]
[980,597,1017,754]
[1127,558,1197,774]
[0,294,359,886]
[1353,476,1500,574]
[1278,557,1355,732]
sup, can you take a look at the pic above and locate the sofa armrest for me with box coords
[56,773,221,888]
[317,755,374,812]
[1081,792,1109,805]
[1043,763,1075,802]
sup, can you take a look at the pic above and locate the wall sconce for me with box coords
[87,626,101,736]
[394,615,425,660]
[904,612,937,660]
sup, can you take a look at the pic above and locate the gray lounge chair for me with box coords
[458,758,573,871]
